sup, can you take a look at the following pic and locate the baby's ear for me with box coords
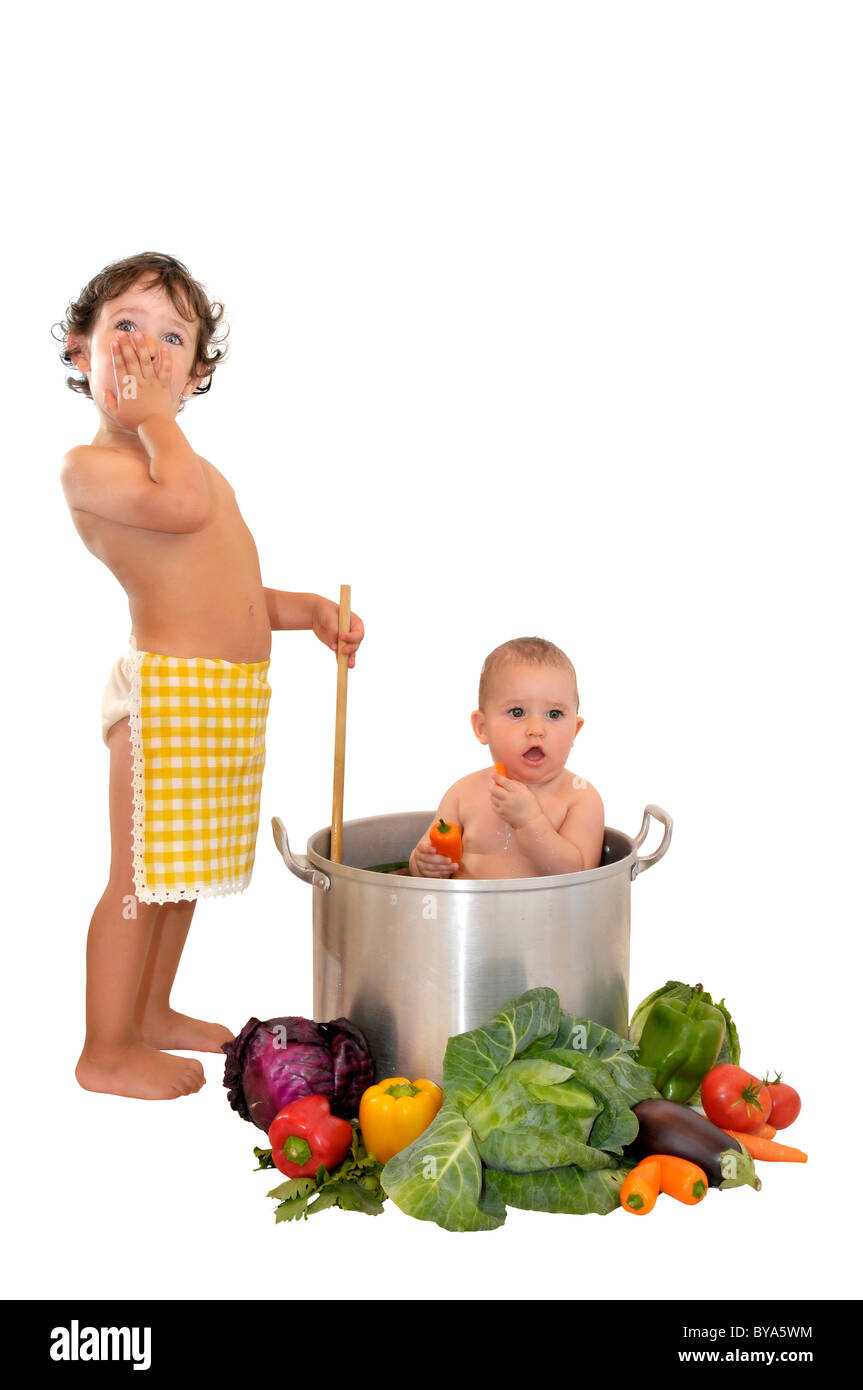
[471,709,488,743]
[573,715,585,739]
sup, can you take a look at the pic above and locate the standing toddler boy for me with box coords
[58,252,363,1100]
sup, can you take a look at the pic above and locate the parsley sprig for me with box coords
[254,1121,387,1223]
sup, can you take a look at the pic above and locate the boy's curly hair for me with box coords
[478,636,580,712]
[54,251,228,411]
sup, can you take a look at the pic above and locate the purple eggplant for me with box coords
[625,1098,761,1191]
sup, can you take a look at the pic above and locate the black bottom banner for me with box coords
[3,1297,855,1374]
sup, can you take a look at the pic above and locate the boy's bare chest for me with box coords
[69,461,254,589]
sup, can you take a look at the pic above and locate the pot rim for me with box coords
[305,809,640,893]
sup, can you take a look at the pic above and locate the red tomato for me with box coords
[701,1064,773,1134]
[764,1074,802,1129]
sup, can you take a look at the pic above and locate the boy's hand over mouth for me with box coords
[489,770,543,829]
[103,330,177,430]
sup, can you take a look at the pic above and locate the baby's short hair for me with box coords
[478,636,580,712]
[55,251,228,412]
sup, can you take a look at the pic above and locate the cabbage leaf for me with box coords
[486,1162,634,1216]
[379,1103,506,1232]
[464,1059,613,1173]
[381,987,659,1231]
[442,987,561,1111]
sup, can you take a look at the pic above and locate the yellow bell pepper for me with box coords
[359,1076,443,1164]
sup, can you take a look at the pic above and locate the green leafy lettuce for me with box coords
[381,987,659,1232]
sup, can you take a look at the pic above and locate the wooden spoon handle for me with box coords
[331,584,351,863]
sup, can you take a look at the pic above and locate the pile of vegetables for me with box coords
[624,1097,761,1195]
[222,1017,387,1219]
[380,987,658,1231]
[223,978,806,1229]
[617,981,805,1214]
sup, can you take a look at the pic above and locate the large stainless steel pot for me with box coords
[271,806,672,1083]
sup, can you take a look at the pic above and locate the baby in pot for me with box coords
[408,637,604,879]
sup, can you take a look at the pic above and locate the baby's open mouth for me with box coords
[522,746,545,764]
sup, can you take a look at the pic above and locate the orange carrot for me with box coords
[494,762,508,776]
[620,1157,662,1215]
[656,1154,709,1205]
[751,1121,777,1140]
[723,1128,807,1162]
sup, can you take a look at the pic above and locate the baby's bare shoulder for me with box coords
[454,767,497,798]
[435,768,491,818]
[561,772,604,814]
[441,767,491,793]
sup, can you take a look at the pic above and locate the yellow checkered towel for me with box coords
[126,644,272,903]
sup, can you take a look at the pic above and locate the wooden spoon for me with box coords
[330,584,351,863]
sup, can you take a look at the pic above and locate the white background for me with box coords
[2,1,860,1304]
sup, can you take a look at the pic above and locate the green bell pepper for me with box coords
[636,983,726,1103]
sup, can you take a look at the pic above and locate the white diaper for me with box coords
[100,634,136,746]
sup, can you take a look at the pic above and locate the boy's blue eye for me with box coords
[508,707,525,718]
[548,709,563,720]
[114,320,182,346]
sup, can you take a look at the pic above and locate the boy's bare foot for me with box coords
[76,1042,206,1100]
[137,1009,234,1054]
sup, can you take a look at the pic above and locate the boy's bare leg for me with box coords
[134,898,234,1052]
[75,718,206,1099]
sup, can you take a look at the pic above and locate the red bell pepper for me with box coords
[268,1095,353,1178]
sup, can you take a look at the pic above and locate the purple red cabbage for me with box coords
[222,1016,375,1132]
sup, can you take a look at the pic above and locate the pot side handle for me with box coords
[631,804,673,880]
[271,816,331,891]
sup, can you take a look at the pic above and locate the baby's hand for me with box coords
[103,331,177,430]
[490,771,543,830]
[410,835,459,878]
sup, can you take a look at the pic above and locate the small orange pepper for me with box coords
[620,1156,662,1215]
[429,818,462,863]
[656,1153,709,1204]
[359,1077,443,1164]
